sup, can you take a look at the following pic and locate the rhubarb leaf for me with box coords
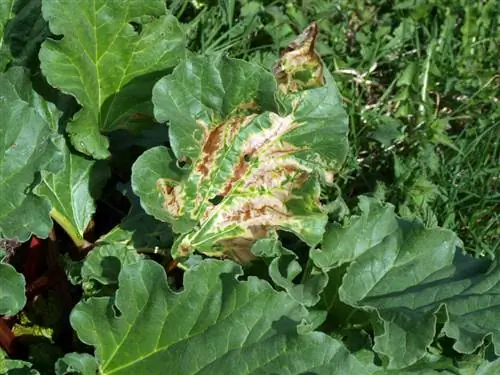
[39,0,186,159]
[97,186,173,253]
[70,258,368,375]
[251,236,328,306]
[316,197,500,368]
[54,353,98,375]
[35,147,110,247]
[0,67,63,241]
[132,28,348,261]
[0,263,26,316]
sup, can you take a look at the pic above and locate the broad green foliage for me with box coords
[39,0,187,159]
[251,235,328,306]
[132,26,348,261]
[0,263,26,316]
[0,67,63,241]
[314,197,500,368]
[35,147,110,246]
[0,2,497,374]
[54,353,97,375]
[71,259,367,375]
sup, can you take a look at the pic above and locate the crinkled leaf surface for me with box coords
[251,236,328,306]
[0,262,26,316]
[0,67,63,241]
[70,258,367,375]
[314,197,500,369]
[81,243,142,287]
[133,49,348,261]
[54,353,98,375]
[39,0,186,159]
[35,146,110,246]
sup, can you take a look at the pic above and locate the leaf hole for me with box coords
[177,157,192,169]
[209,195,224,206]
[112,304,122,318]
[244,154,251,162]
[129,22,142,34]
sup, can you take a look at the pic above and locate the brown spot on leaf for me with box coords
[195,123,225,177]
[157,178,182,217]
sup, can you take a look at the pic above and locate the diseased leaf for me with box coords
[39,0,186,159]
[0,263,26,316]
[35,146,110,247]
[132,25,348,262]
[317,197,500,368]
[70,258,368,375]
[54,353,98,375]
[0,67,63,241]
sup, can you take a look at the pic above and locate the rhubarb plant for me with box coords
[0,1,498,374]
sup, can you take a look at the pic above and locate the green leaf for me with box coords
[476,357,500,375]
[310,196,399,270]
[1,0,49,70]
[97,186,173,253]
[251,236,328,306]
[81,243,142,287]
[0,263,26,316]
[316,196,500,368]
[0,67,63,241]
[0,349,39,375]
[35,146,110,247]
[39,0,186,159]
[133,47,348,261]
[0,0,15,70]
[70,258,368,375]
[54,353,98,375]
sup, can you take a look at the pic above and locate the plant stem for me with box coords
[0,318,16,356]
[50,209,91,249]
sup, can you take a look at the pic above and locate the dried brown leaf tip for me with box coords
[273,22,325,93]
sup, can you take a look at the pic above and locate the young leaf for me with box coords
[39,0,186,159]
[0,263,26,316]
[133,40,348,261]
[70,258,368,375]
[0,67,63,241]
[54,353,98,375]
[316,197,500,368]
[35,146,110,247]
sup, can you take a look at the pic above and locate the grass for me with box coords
[171,0,499,256]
